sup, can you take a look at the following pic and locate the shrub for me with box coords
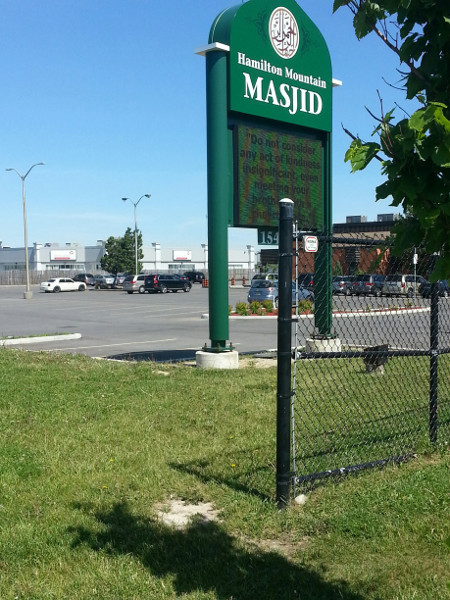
[261,300,274,312]
[249,301,261,314]
[235,302,249,316]
[297,299,313,314]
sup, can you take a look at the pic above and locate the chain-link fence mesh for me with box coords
[291,233,450,494]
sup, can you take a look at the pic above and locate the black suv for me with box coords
[183,271,205,284]
[144,274,192,293]
[297,273,314,291]
[419,279,449,298]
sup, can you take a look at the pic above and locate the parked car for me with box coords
[292,282,314,304]
[332,275,353,295]
[353,274,386,297]
[419,279,449,298]
[248,280,313,309]
[94,274,115,289]
[174,274,191,283]
[248,279,279,307]
[382,274,428,297]
[183,271,205,284]
[123,274,148,294]
[73,273,95,286]
[40,277,86,293]
[297,273,314,291]
[114,272,129,287]
[144,274,192,293]
[251,272,277,283]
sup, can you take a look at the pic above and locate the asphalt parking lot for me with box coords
[1,284,445,360]
[0,284,279,359]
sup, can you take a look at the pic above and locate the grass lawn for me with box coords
[0,349,448,600]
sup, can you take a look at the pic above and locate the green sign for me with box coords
[228,0,332,132]
[258,228,279,245]
[235,122,323,228]
[202,0,334,348]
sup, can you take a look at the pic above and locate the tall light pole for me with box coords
[6,162,45,299]
[122,194,150,275]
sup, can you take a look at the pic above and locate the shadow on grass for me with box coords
[69,500,363,600]
[171,456,275,502]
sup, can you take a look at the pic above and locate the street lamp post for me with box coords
[6,162,45,299]
[122,194,150,275]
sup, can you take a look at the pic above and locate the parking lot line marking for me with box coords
[46,305,207,317]
[45,338,177,351]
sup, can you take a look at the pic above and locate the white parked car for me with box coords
[40,277,86,293]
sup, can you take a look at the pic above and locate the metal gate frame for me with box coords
[276,225,450,503]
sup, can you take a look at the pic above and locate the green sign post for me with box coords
[197,0,334,352]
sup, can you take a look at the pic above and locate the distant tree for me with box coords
[334,0,450,280]
[100,227,143,274]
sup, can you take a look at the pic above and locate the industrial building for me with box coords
[0,240,255,277]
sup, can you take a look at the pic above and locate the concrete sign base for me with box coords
[196,350,239,369]
[305,337,342,353]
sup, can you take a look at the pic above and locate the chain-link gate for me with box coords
[290,232,450,496]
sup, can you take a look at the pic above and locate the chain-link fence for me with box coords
[291,233,450,495]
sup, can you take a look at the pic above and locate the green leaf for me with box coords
[353,7,378,39]
[332,0,350,12]
[432,145,450,167]
[345,140,380,172]
[430,255,450,283]
[375,180,394,201]
[398,33,419,62]
[409,109,429,132]
[399,19,415,39]
[406,74,426,99]
[434,106,450,133]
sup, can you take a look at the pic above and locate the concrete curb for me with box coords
[0,333,82,346]
[201,307,430,320]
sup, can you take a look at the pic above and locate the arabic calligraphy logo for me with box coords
[269,7,299,59]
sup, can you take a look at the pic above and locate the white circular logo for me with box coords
[269,7,299,60]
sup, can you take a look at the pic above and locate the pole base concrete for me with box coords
[305,337,342,353]
[23,291,33,300]
[196,350,239,369]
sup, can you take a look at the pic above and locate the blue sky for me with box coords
[0,0,413,250]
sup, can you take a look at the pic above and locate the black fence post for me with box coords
[277,199,294,508]
[429,280,439,443]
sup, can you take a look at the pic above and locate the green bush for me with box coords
[249,301,261,314]
[261,300,274,312]
[235,302,249,316]
[297,299,313,314]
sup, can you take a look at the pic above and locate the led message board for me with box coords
[234,123,322,229]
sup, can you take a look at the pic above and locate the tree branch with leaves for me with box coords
[334,0,450,279]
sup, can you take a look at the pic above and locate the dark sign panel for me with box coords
[235,123,323,228]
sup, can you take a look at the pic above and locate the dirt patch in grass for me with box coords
[241,533,307,558]
[156,499,221,529]
[156,498,304,559]
[238,356,278,369]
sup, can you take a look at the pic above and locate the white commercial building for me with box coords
[0,241,256,276]
[141,243,255,274]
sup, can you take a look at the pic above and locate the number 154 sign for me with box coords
[258,228,279,246]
